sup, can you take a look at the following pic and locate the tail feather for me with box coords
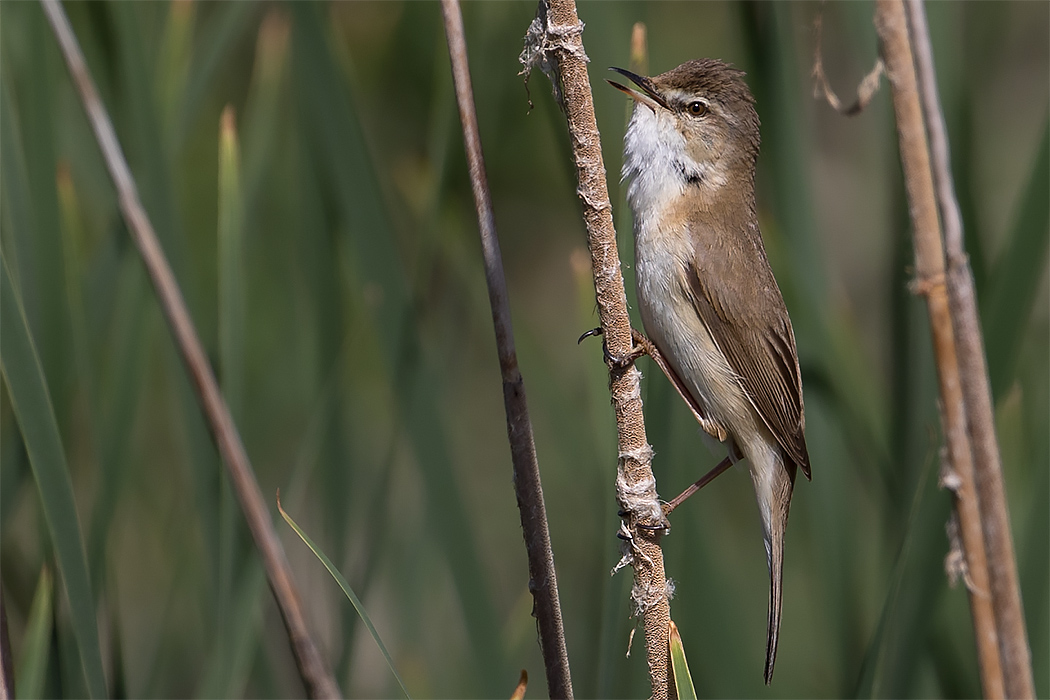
[764,523,785,684]
[759,458,796,685]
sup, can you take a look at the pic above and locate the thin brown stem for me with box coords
[39,2,339,696]
[521,2,672,697]
[903,3,1034,696]
[441,1,573,697]
[874,2,1009,697]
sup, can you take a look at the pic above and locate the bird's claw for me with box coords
[577,327,603,344]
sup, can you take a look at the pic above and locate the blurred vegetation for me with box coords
[1,1,1046,697]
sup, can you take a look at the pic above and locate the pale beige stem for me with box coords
[874,1,1021,697]
[521,1,672,696]
[902,3,1035,696]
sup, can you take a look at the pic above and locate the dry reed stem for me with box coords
[903,3,1035,696]
[39,2,339,696]
[441,1,573,696]
[812,12,885,117]
[520,1,672,697]
[874,1,1019,697]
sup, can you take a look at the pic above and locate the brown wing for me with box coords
[684,235,810,478]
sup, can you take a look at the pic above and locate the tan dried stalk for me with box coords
[902,4,1035,696]
[873,1,1036,697]
[520,1,673,697]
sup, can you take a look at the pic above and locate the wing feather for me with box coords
[684,247,810,477]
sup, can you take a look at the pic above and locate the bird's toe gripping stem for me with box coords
[577,326,655,371]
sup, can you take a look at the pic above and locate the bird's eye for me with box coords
[687,101,708,116]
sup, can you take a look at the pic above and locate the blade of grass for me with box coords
[1,77,37,523]
[0,78,35,348]
[740,2,826,315]
[174,1,259,151]
[1018,461,1049,696]
[56,162,123,599]
[1018,340,1049,697]
[155,0,195,148]
[669,621,697,700]
[56,600,86,698]
[0,251,106,698]
[277,494,410,699]
[218,109,245,424]
[85,255,149,595]
[109,2,191,294]
[15,567,53,700]
[800,391,868,695]
[0,396,30,527]
[55,163,94,439]
[983,117,1050,400]
[23,5,72,433]
[216,103,246,699]
[197,563,265,699]
[240,9,290,222]
[104,596,126,699]
[854,446,948,698]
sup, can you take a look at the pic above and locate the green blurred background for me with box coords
[1,1,1046,697]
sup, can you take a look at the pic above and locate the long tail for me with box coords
[764,512,786,685]
[756,456,797,685]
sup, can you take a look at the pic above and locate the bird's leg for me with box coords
[663,456,734,515]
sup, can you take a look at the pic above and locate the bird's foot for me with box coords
[616,508,669,532]
[577,326,655,371]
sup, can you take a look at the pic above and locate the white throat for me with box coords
[621,106,728,226]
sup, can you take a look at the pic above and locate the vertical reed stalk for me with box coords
[903,4,1035,696]
[875,1,1032,696]
[521,1,672,696]
[441,1,573,696]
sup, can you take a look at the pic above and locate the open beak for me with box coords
[607,67,669,113]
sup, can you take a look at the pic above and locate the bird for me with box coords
[608,58,811,684]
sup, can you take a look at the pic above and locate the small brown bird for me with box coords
[609,59,810,684]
